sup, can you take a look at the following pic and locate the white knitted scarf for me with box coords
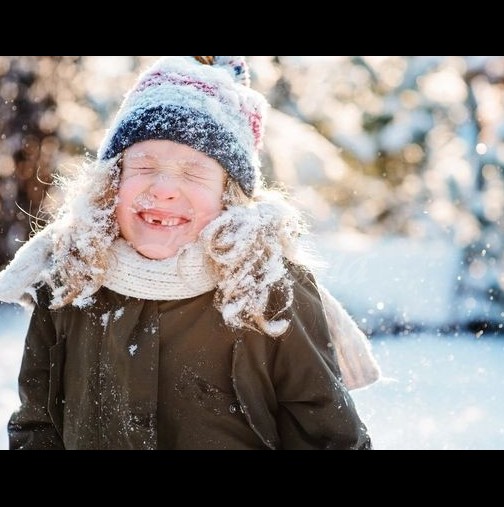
[102,238,217,300]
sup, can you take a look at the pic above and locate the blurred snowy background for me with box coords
[1,56,504,450]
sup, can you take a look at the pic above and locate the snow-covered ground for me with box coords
[1,235,503,450]
[353,333,504,450]
[0,303,30,450]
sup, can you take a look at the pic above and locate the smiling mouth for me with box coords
[139,211,190,227]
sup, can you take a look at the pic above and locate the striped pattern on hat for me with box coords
[97,56,269,197]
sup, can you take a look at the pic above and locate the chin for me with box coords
[136,243,181,260]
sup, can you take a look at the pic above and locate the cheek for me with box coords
[118,177,140,200]
[191,188,223,223]
[116,182,137,224]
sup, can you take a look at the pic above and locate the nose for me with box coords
[148,173,181,200]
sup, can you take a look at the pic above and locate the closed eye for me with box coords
[123,166,157,176]
[182,167,210,181]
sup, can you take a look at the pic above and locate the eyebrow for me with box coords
[122,153,159,164]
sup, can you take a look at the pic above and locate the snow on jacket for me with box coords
[8,262,372,450]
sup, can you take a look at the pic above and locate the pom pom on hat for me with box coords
[193,56,251,86]
[98,56,268,197]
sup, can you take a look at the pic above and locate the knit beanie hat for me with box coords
[97,56,269,197]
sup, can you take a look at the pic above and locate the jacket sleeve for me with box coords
[8,289,65,450]
[271,265,372,450]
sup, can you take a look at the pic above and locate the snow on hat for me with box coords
[97,56,269,197]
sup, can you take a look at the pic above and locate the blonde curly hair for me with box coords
[45,156,311,337]
[45,157,121,308]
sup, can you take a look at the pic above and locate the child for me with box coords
[0,56,378,450]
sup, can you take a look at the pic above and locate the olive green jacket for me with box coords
[8,264,372,450]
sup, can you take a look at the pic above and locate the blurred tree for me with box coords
[453,60,504,331]
[0,56,147,270]
[0,56,82,267]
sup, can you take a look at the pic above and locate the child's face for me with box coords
[117,139,226,259]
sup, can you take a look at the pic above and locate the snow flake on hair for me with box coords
[47,157,121,308]
[0,157,121,308]
[200,195,306,337]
